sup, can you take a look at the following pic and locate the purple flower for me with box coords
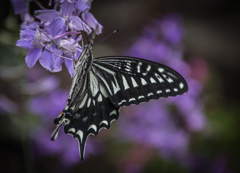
[14,0,103,77]
[16,19,82,77]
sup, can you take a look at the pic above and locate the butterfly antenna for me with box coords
[94,29,119,45]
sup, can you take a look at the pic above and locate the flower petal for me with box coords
[21,22,39,30]
[25,48,42,68]
[59,38,77,57]
[81,12,103,34]
[20,11,35,28]
[16,40,34,50]
[47,17,65,37]
[60,1,75,17]
[82,0,93,7]
[64,59,75,77]
[39,46,64,72]
[19,29,36,41]
[77,0,90,12]
[35,10,61,22]
[11,0,27,14]
[32,28,51,48]
[69,16,91,33]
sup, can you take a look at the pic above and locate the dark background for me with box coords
[0,0,240,173]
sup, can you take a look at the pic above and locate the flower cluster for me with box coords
[13,0,103,77]
[117,14,207,165]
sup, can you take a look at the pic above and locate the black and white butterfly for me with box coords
[51,26,188,160]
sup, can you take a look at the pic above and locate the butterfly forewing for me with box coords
[92,56,188,107]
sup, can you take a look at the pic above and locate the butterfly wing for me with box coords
[52,25,188,161]
[62,70,119,160]
[92,56,188,107]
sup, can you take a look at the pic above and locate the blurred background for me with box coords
[0,0,240,173]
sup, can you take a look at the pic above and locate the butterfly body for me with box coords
[51,27,188,160]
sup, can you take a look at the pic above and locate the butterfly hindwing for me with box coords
[92,56,188,107]
[63,70,119,160]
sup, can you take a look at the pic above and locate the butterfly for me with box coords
[51,26,188,160]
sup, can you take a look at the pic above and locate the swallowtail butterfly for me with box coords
[51,26,188,160]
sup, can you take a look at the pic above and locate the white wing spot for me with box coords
[174,88,178,92]
[150,77,156,83]
[87,98,91,108]
[99,120,108,126]
[137,62,142,73]
[155,73,164,83]
[112,77,121,94]
[99,84,108,98]
[148,93,154,96]
[79,94,88,108]
[68,128,75,133]
[158,68,165,73]
[131,77,138,87]
[167,72,177,79]
[125,68,131,72]
[76,130,83,143]
[166,89,171,93]
[138,95,145,99]
[143,65,151,76]
[157,90,162,94]
[122,75,130,90]
[70,105,75,110]
[179,82,184,89]
[88,124,97,132]
[97,74,113,95]
[129,98,136,102]
[110,110,117,116]
[97,94,103,102]
[163,74,174,83]
[110,119,116,124]
[140,78,147,85]
[89,71,99,97]
[82,117,88,122]
[119,100,126,105]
